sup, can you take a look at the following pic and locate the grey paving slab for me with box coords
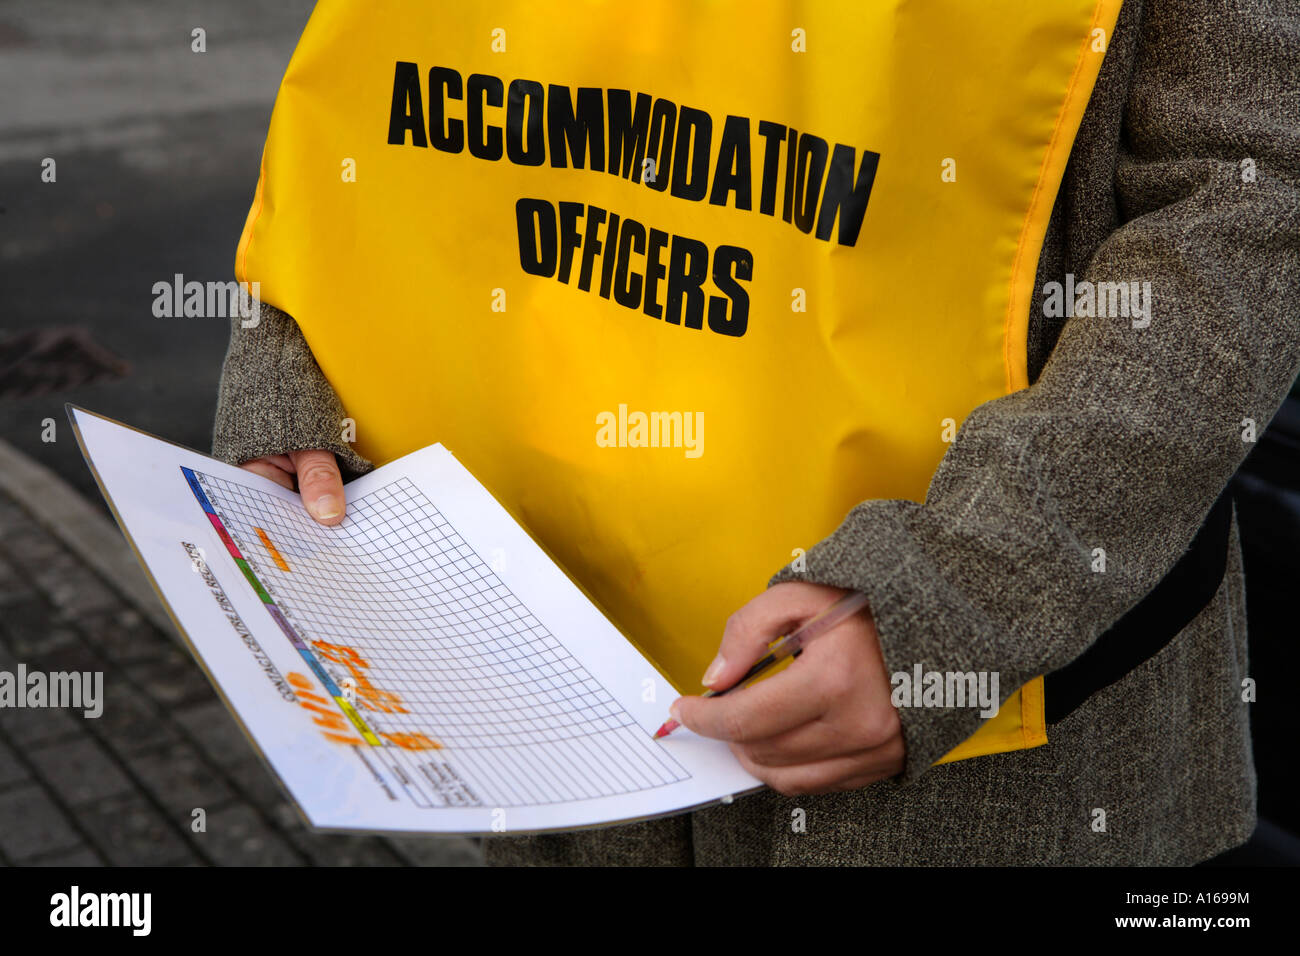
[0,784,85,861]
[78,607,173,666]
[0,696,84,746]
[83,680,184,756]
[130,740,236,813]
[73,791,199,867]
[0,737,29,790]
[123,646,220,709]
[27,846,105,867]
[173,700,260,767]
[386,835,486,867]
[196,804,304,867]
[0,551,36,606]
[27,736,135,807]
[0,598,83,658]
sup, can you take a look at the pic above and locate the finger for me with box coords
[731,737,905,796]
[673,658,828,743]
[703,582,847,689]
[732,743,885,793]
[739,719,850,767]
[741,682,900,766]
[239,459,295,492]
[289,449,346,525]
[261,453,295,472]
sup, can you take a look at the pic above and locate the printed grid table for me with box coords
[184,468,690,810]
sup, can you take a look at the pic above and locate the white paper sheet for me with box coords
[68,405,760,834]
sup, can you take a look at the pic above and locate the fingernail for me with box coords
[311,494,342,520]
[702,655,725,687]
[669,701,681,722]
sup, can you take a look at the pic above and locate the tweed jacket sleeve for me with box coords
[770,0,1300,781]
[212,300,375,480]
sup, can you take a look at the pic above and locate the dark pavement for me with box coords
[0,1,483,866]
[0,0,317,508]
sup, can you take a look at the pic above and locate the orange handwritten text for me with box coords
[287,671,363,746]
[312,640,409,714]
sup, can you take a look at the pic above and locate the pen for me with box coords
[652,590,871,739]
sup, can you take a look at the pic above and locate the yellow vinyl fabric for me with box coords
[237,0,1124,764]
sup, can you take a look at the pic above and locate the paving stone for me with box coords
[78,607,172,666]
[124,648,216,709]
[84,677,182,755]
[174,700,258,766]
[0,533,71,599]
[74,792,199,867]
[0,697,83,745]
[270,801,305,830]
[0,551,35,606]
[0,526,59,566]
[27,736,135,806]
[0,494,39,533]
[0,599,82,657]
[385,835,485,867]
[0,784,83,861]
[270,801,404,866]
[0,737,29,790]
[26,639,107,680]
[286,827,407,866]
[224,755,293,809]
[130,741,235,813]
[25,550,121,618]
[28,846,104,866]
[197,804,304,866]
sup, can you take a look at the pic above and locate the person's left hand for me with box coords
[670,581,905,796]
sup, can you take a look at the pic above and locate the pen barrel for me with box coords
[711,591,869,697]
[733,652,778,688]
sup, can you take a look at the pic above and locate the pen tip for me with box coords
[653,719,678,739]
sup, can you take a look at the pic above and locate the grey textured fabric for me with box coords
[214,300,375,480]
[212,0,1300,865]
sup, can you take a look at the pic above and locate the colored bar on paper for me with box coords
[254,526,291,572]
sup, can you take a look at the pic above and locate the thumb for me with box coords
[289,449,346,525]
[702,582,848,690]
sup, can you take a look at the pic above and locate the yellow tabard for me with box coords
[237,0,1124,763]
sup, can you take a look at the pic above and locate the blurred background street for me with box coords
[0,0,482,866]
[1,0,316,501]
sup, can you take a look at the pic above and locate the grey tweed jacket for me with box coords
[213,0,1300,865]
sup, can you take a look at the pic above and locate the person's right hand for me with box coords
[239,450,346,526]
